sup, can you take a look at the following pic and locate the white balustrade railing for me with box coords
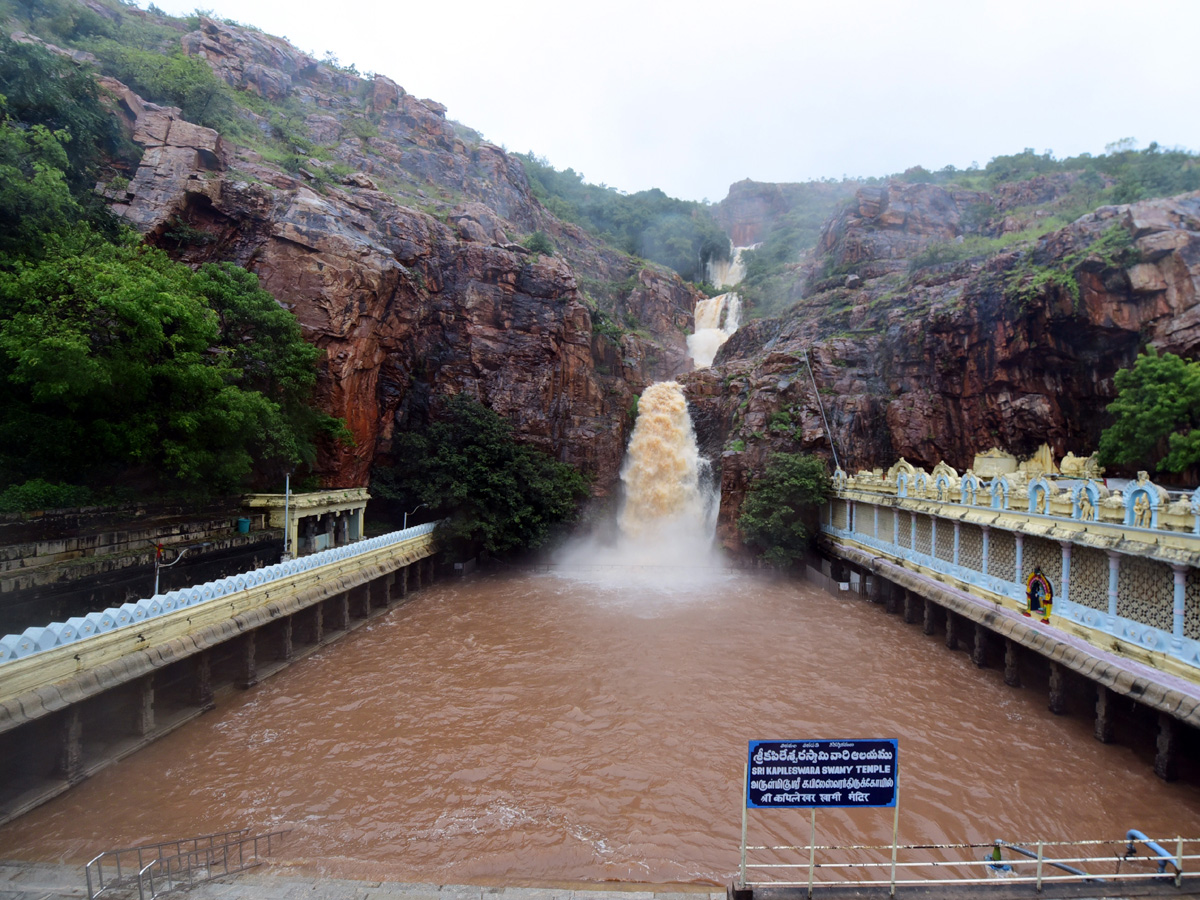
[0,523,436,664]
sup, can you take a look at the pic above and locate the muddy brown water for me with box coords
[3,570,1199,886]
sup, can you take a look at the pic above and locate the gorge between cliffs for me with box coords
[8,6,1200,551]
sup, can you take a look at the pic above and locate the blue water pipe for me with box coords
[1125,829,1178,874]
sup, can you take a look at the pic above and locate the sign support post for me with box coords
[889,782,901,896]
[808,809,816,898]
[740,757,749,889]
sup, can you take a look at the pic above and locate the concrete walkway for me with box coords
[0,861,726,900]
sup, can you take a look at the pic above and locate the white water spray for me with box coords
[555,381,722,580]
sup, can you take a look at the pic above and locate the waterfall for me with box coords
[706,243,755,290]
[687,291,741,368]
[618,381,713,545]
[555,381,722,577]
[689,242,752,369]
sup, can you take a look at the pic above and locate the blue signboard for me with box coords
[746,739,898,808]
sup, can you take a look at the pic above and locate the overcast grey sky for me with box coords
[145,0,1200,203]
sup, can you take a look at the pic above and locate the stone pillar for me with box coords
[1155,713,1179,781]
[426,557,435,585]
[953,521,961,567]
[1060,541,1073,607]
[1048,662,1067,715]
[931,518,938,559]
[945,610,958,650]
[849,500,856,533]
[1172,565,1187,639]
[873,505,879,538]
[239,631,258,689]
[353,584,371,619]
[923,597,937,635]
[1003,639,1021,687]
[309,603,324,645]
[1014,533,1024,584]
[58,706,83,783]
[972,622,988,667]
[981,525,990,577]
[135,674,155,737]
[332,591,350,630]
[910,512,917,552]
[1107,552,1120,617]
[903,590,919,625]
[278,616,294,661]
[192,650,214,709]
[893,509,900,547]
[413,560,423,592]
[1094,686,1115,744]
[384,572,396,604]
[371,577,388,610]
[400,566,409,599]
[885,581,900,615]
[354,507,364,541]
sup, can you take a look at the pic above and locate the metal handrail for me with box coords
[739,834,1193,894]
[86,828,286,900]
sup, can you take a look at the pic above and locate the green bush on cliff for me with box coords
[371,395,589,560]
[738,453,831,568]
[1098,349,1200,476]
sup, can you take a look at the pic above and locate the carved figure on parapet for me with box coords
[1060,451,1105,480]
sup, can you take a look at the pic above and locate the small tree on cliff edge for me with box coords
[737,453,832,569]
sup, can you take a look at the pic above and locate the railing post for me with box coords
[1036,841,1044,892]
[1176,836,1184,887]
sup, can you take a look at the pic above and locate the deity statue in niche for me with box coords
[1024,568,1053,624]
[1079,493,1095,521]
[1134,494,1152,528]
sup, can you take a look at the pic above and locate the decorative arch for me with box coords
[933,473,953,502]
[832,467,848,491]
[1125,482,1163,529]
[960,472,981,506]
[1071,480,1101,521]
[1027,477,1054,515]
[896,471,911,498]
[989,476,1011,510]
[913,471,929,497]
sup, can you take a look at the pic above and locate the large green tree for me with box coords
[738,453,832,568]
[372,395,589,559]
[0,230,338,494]
[1098,349,1200,475]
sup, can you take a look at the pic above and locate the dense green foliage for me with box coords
[0,36,343,508]
[0,231,339,493]
[371,395,589,559]
[737,453,831,568]
[1098,350,1200,476]
[900,140,1200,204]
[516,153,729,282]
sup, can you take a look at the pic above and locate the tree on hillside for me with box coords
[0,231,343,495]
[738,453,832,568]
[1097,349,1200,476]
[371,395,589,559]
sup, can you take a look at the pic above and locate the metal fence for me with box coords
[740,833,1192,896]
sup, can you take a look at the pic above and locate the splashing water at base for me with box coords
[557,382,721,581]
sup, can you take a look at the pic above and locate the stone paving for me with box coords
[0,861,726,900]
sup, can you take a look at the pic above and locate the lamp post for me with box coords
[153,542,211,595]
[282,471,292,561]
[404,503,427,530]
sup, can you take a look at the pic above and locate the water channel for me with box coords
[4,567,1200,885]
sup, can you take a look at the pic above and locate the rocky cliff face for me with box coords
[94,17,699,492]
[686,180,1200,548]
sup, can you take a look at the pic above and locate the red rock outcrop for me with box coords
[95,22,702,493]
[686,181,1200,549]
